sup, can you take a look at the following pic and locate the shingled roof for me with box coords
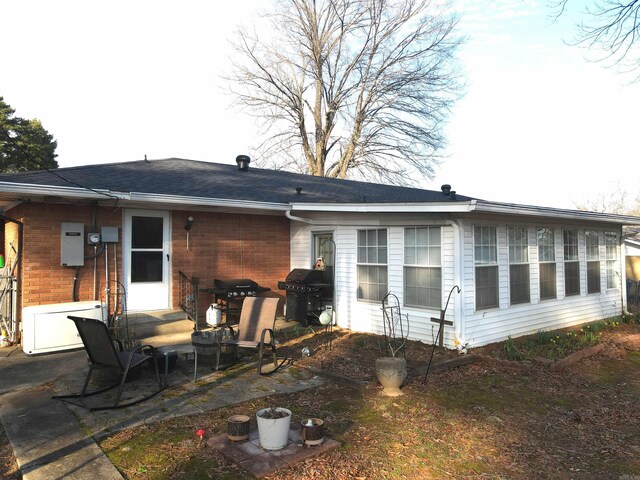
[0,157,471,205]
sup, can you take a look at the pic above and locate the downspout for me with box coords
[285,210,317,224]
[446,219,465,345]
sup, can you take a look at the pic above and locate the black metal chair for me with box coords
[52,316,166,411]
[215,297,284,375]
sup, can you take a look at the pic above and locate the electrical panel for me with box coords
[101,226,119,243]
[60,223,84,267]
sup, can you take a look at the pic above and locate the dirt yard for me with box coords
[2,322,640,479]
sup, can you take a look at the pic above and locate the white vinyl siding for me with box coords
[287,213,623,350]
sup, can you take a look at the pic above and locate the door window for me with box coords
[131,216,164,283]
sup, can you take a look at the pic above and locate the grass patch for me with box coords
[500,317,623,361]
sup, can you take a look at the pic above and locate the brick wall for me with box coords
[7,203,290,316]
[171,210,290,315]
[6,203,122,309]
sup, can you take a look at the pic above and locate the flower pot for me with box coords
[375,356,407,396]
[227,414,251,442]
[256,407,292,450]
[300,418,324,446]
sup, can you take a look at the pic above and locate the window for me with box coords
[475,226,498,309]
[404,227,441,309]
[538,227,556,300]
[563,230,580,296]
[357,229,388,302]
[314,232,334,299]
[586,230,600,294]
[605,232,618,289]
[508,226,529,304]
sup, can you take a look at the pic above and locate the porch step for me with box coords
[121,309,193,339]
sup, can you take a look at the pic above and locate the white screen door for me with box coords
[124,210,171,311]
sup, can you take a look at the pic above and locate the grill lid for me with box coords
[285,269,324,284]
[213,278,259,290]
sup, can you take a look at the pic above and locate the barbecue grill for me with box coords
[278,269,332,324]
[201,278,270,323]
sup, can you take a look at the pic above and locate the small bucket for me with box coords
[300,418,324,446]
[227,414,251,442]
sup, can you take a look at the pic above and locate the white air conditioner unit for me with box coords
[22,301,107,355]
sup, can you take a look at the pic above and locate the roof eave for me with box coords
[473,200,640,225]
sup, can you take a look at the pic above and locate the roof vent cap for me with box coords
[441,184,451,196]
[295,187,302,195]
[236,155,251,172]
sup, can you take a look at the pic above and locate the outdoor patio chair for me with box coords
[215,296,284,375]
[52,315,166,411]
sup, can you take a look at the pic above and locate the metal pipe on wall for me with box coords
[104,243,110,315]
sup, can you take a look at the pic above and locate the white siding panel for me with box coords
[289,222,311,269]
[335,228,356,330]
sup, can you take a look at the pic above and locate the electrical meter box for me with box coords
[100,226,119,243]
[61,223,84,266]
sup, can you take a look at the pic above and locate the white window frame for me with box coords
[508,226,530,305]
[585,230,601,294]
[537,227,557,300]
[403,226,442,309]
[605,232,618,289]
[563,229,580,297]
[474,225,498,310]
[357,228,388,302]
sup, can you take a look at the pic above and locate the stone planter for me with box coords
[227,414,251,442]
[256,407,292,450]
[375,356,407,396]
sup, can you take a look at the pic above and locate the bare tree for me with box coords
[575,188,640,215]
[551,1,640,78]
[226,0,462,185]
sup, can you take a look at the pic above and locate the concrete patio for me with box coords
[0,323,327,479]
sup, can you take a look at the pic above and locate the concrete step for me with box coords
[117,309,194,339]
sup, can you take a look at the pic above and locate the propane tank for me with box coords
[206,304,222,327]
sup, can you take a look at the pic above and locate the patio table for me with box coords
[157,344,198,382]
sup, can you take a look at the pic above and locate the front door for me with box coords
[123,209,171,311]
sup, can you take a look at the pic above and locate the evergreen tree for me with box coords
[0,97,58,173]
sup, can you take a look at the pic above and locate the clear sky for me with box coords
[2,0,639,209]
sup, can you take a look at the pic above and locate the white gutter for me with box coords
[290,198,640,224]
[128,192,289,211]
[473,200,640,225]
[290,201,478,213]
[0,182,131,200]
[0,182,290,212]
